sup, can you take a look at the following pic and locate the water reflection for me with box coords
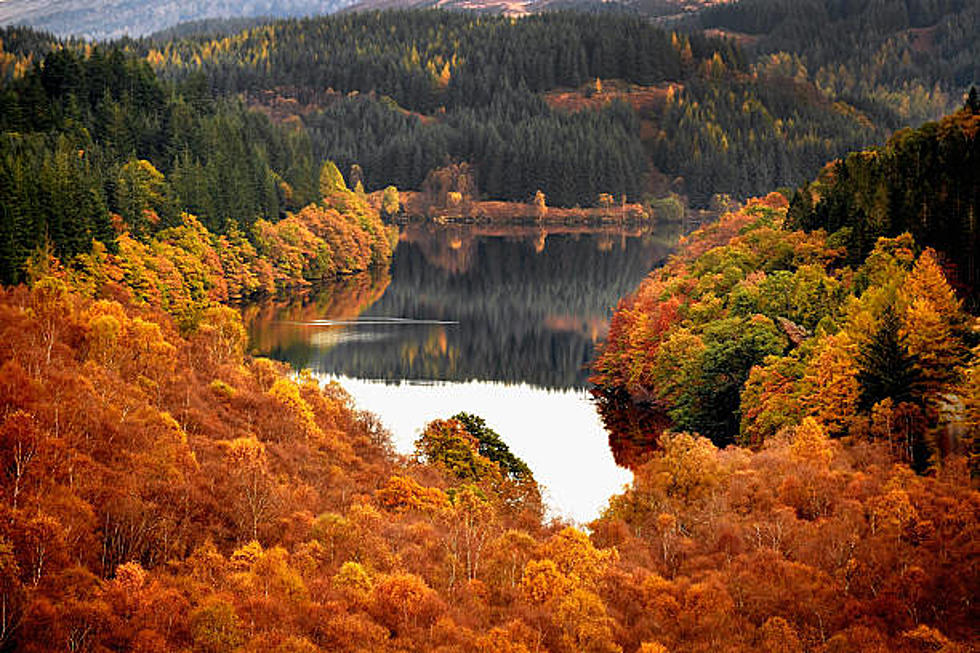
[247,223,679,389]
[245,223,680,522]
[243,268,392,361]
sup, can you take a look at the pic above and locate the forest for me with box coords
[0,42,397,287]
[0,119,975,651]
[593,105,979,472]
[697,0,980,118]
[137,10,867,207]
[0,6,978,652]
[119,6,977,208]
[3,6,976,216]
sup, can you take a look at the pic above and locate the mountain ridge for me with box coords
[0,0,356,40]
[0,0,733,40]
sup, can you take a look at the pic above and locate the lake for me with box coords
[244,222,679,522]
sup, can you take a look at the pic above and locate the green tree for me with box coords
[676,316,787,444]
[857,305,924,411]
[451,412,533,484]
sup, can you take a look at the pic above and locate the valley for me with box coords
[0,3,977,651]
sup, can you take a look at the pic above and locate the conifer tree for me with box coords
[857,305,925,410]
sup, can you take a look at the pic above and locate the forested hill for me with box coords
[120,10,895,208]
[593,105,980,473]
[0,40,395,289]
[4,2,978,211]
[6,8,975,215]
[697,0,980,127]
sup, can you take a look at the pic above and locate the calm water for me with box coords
[245,223,678,522]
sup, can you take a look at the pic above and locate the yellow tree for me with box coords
[900,249,969,398]
[555,587,621,653]
[542,527,616,589]
[189,595,243,653]
[319,160,348,199]
[790,417,834,469]
[224,437,277,541]
[520,559,571,606]
[439,485,495,588]
[802,333,861,435]
[963,351,980,476]
[902,249,961,322]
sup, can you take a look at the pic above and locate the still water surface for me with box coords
[245,223,678,522]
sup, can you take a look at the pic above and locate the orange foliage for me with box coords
[0,187,977,651]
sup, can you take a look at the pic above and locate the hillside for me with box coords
[125,10,898,209]
[696,0,980,126]
[5,6,974,213]
[0,112,976,652]
[0,0,354,41]
[0,0,738,40]
[593,106,980,469]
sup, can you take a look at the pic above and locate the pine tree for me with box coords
[857,305,924,410]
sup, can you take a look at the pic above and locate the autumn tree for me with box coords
[319,160,348,199]
[381,185,400,217]
[439,485,495,587]
[900,250,970,399]
[224,437,278,542]
[414,419,497,484]
[0,411,39,510]
[802,334,860,435]
[370,572,445,635]
[189,596,243,653]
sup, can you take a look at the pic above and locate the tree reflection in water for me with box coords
[244,223,681,521]
[247,223,679,389]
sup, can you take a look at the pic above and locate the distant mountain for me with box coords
[341,0,733,19]
[0,0,734,40]
[0,0,357,41]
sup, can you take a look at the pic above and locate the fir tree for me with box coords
[857,305,925,411]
